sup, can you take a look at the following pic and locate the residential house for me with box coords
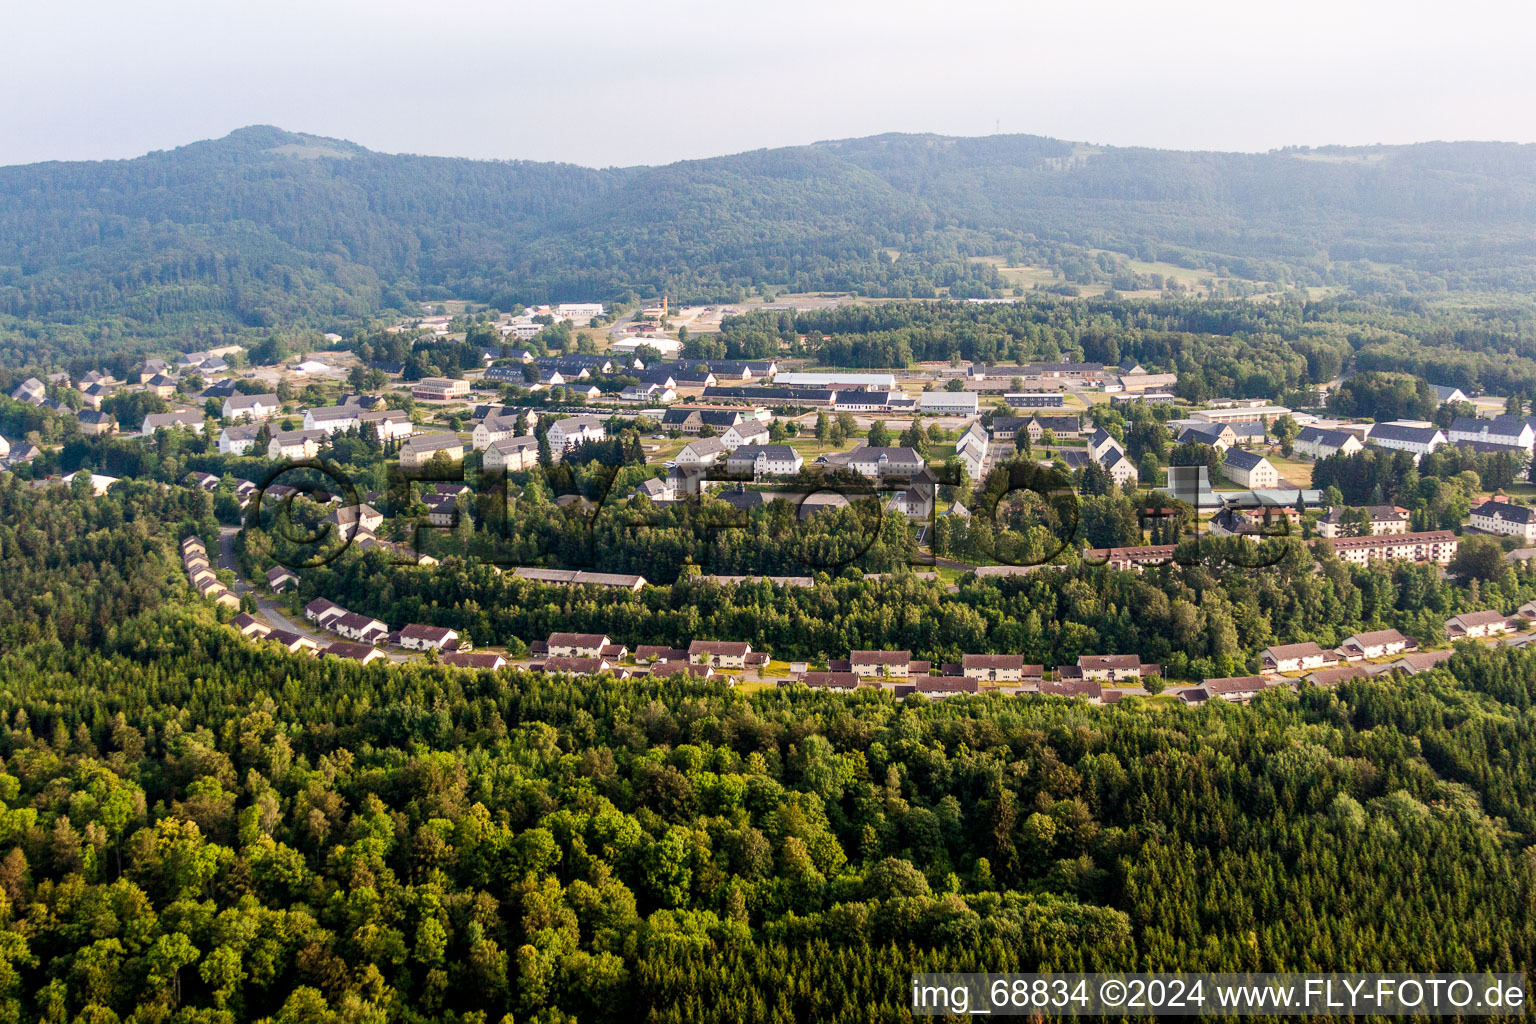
[1087,427,1124,462]
[359,409,414,441]
[143,374,179,399]
[472,414,525,450]
[789,671,867,691]
[231,613,271,639]
[10,377,45,404]
[325,642,387,665]
[332,612,389,645]
[849,650,914,678]
[1261,641,1339,673]
[266,629,320,655]
[1432,385,1470,404]
[75,410,116,436]
[546,632,612,658]
[1321,530,1458,566]
[399,433,465,469]
[218,424,262,455]
[330,503,384,539]
[1098,447,1139,488]
[661,408,744,433]
[1446,610,1515,639]
[1202,676,1270,703]
[1339,629,1413,660]
[1076,654,1157,682]
[1294,426,1364,460]
[266,566,299,592]
[961,654,1026,682]
[140,411,204,436]
[222,393,280,422]
[888,481,936,519]
[268,429,326,460]
[1083,544,1177,571]
[1315,505,1410,538]
[546,416,606,455]
[721,420,771,450]
[689,639,752,669]
[1469,500,1536,542]
[483,435,540,472]
[1040,679,1104,702]
[304,406,363,434]
[1222,448,1279,489]
[398,623,461,651]
[442,652,507,670]
[725,444,803,477]
[1024,415,1082,442]
[1448,415,1536,453]
[303,597,346,629]
[676,436,728,467]
[821,445,925,479]
[1177,421,1238,451]
[1367,423,1447,457]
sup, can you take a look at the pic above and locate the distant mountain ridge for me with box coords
[1,125,1534,335]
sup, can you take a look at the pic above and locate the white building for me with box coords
[1098,448,1139,488]
[1469,499,1536,542]
[223,394,281,422]
[1293,426,1364,460]
[218,424,262,455]
[483,435,539,472]
[822,446,925,479]
[399,433,466,469]
[1340,629,1411,660]
[1261,642,1337,674]
[676,436,727,467]
[1087,428,1123,462]
[360,409,414,441]
[776,372,897,391]
[1222,448,1279,489]
[918,391,979,416]
[1367,423,1447,458]
[1448,415,1536,453]
[304,406,362,434]
[721,421,771,450]
[399,623,461,651]
[546,416,606,456]
[473,414,525,451]
[268,429,326,460]
[1446,610,1515,640]
[724,444,803,477]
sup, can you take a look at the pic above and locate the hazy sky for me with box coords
[7,0,1535,167]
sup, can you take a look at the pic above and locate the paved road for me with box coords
[216,525,409,661]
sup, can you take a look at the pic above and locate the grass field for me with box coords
[1267,454,1316,488]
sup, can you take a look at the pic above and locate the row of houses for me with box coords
[790,649,1161,691]
[1260,612,1526,673]
[232,609,507,670]
[180,536,239,610]
[1085,529,1460,572]
[526,632,768,679]
[302,596,468,653]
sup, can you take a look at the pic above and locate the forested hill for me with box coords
[3,125,1536,335]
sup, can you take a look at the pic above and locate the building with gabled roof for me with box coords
[1261,641,1338,674]
[689,639,752,668]
[545,632,611,658]
[1446,610,1515,639]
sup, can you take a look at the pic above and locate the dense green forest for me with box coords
[1,479,1536,1021]
[4,126,1536,365]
